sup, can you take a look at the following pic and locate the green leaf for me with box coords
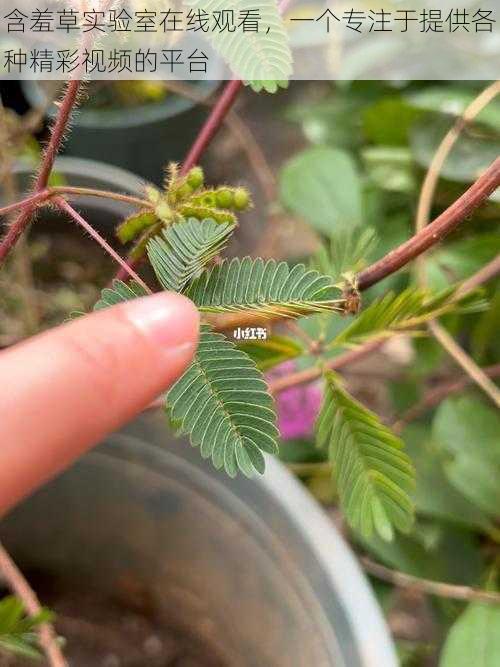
[440,602,500,667]
[362,146,416,194]
[237,335,304,371]
[403,425,494,534]
[185,0,292,88]
[186,257,345,319]
[314,227,377,281]
[362,97,421,146]
[316,372,415,540]
[433,397,500,519]
[407,87,500,132]
[331,287,487,349]
[167,326,279,478]
[93,280,148,311]
[280,147,363,236]
[147,218,235,293]
[0,596,55,661]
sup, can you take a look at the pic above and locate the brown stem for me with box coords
[51,186,151,210]
[0,542,66,666]
[54,198,152,294]
[361,556,500,605]
[357,158,500,291]
[0,80,82,265]
[454,254,500,300]
[393,363,500,433]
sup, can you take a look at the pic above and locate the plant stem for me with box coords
[54,198,152,294]
[357,157,500,291]
[50,186,151,210]
[0,541,66,666]
[269,339,384,394]
[361,556,500,605]
[0,190,51,219]
[454,254,500,300]
[428,320,500,408]
[393,363,500,433]
[0,80,82,266]
[181,80,244,175]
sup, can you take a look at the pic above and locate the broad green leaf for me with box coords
[440,602,500,667]
[147,218,235,293]
[362,522,483,585]
[93,280,148,311]
[403,425,494,534]
[237,335,304,371]
[186,257,345,319]
[407,87,500,132]
[331,287,487,349]
[433,397,500,519]
[362,146,416,193]
[167,326,279,478]
[411,115,500,198]
[185,0,292,90]
[316,372,415,540]
[363,97,421,146]
[280,147,363,236]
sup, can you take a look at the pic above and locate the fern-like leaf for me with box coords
[316,372,415,540]
[147,218,235,292]
[0,596,55,660]
[332,287,487,348]
[94,280,148,311]
[167,326,279,478]
[186,257,345,319]
[184,0,292,90]
[315,228,377,281]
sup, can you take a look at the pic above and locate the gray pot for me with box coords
[22,81,220,185]
[0,410,397,666]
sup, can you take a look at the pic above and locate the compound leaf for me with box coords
[186,257,345,319]
[316,372,415,540]
[94,280,148,311]
[185,0,292,89]
[147,218,235,293]
[167,326,279,478]
[332,287,487,348]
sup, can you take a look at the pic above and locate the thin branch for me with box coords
[269,339,384,395]
[0,190,51,220]
[454,254,500,299]
[393,363,500,433]
[361,556,500,605]
[357,157,500,291]
[428,321,500,408]
[0,80,82,266]
[181,80,244,176]
[415,81,500,285]
[50,186,151,210]
[54,198,152,294]
[0,541,67,666]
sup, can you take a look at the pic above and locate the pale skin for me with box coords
[0,293,200,517]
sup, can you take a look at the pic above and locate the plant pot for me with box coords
[22,81,221,185]
[0,410,397,666]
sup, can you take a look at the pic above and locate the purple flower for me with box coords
[268,362,322,440]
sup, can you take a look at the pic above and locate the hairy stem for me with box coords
[0,190,51,219]
[0,81,82,265]
[54,198,152,294]
[51,186,151,210]
[0,542,66,666]
[357,157,500,291]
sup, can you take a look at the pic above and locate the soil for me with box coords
[0,572,228,667]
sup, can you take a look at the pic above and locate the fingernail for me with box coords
[125,292,200,350]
